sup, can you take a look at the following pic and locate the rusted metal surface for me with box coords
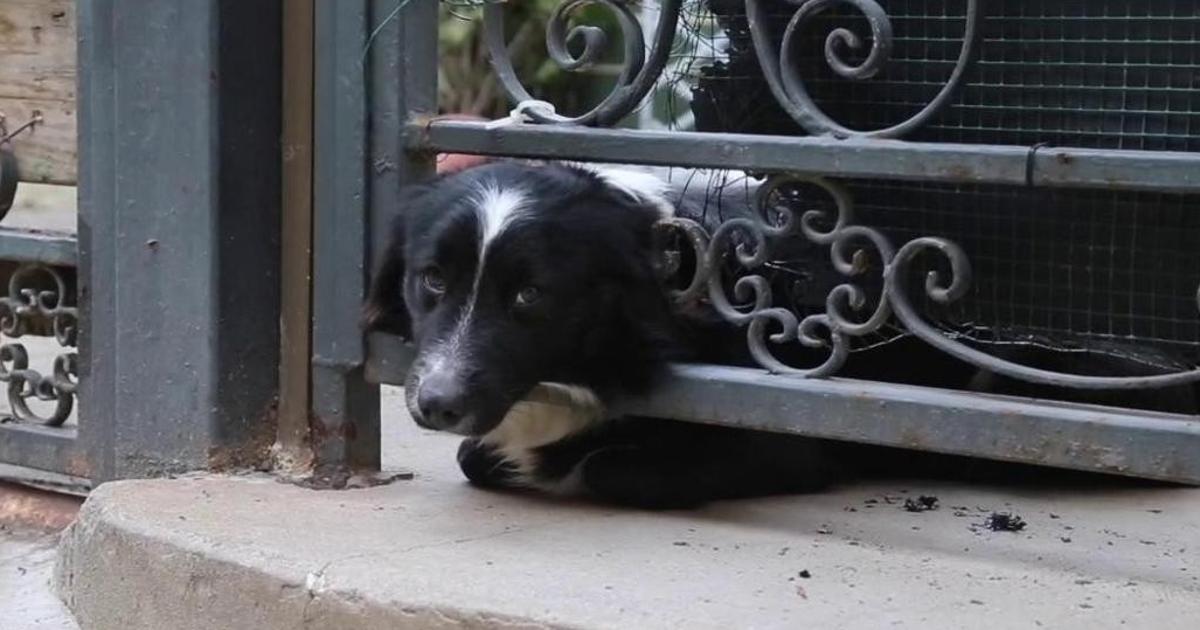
[308,0,436,478]
[206,399,278,474]
[76,0,283,482]
[310,0,379,472]
[291,465,412,491]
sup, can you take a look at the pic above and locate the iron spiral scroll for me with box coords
[479,2,1200,388]
[483,0,982,138]
[744,0,985,138]
[0,264,78,425]
[482,0,684,126]
[656,175,1200,389]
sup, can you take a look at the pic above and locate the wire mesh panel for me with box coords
[674,1,1200,395]
[696,0,1200,150]
[375,0,1200,482]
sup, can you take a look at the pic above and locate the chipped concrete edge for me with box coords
[53,481,573,630]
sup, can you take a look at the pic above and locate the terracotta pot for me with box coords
[434,114,493,175]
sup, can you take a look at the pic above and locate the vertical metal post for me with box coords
[78,0,283,481]
[311,0,436,481]
[367,0,438,275]
[311,0,376,477]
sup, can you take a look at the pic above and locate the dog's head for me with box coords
[365,161,682,435]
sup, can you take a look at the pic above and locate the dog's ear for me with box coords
[364,180,436,339]
[362,215,411,338]
[579,253,684,396]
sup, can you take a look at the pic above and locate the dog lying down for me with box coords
[362,160,1168,509]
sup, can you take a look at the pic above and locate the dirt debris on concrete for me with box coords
[983,512,1028,532]
[903,495,940,513]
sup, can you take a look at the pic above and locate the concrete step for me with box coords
[1,479,82,630]
[53,390,1200,629]
[2,529,79,630]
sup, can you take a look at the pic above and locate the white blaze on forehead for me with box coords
[414,181,530,390]
[570,163,677,219]
[473,181,530,252]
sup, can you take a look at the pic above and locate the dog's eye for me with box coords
[514,286,542,308]
[420,268,446,295]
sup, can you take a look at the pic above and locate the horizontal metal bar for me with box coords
[0,422,87,478]
[0,462,91,496]
[0,228,77,266]
[408,120,1200,193]
[367,333,1200,484]
[615,364,1200,484]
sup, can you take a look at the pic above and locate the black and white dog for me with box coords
[364,160,854,508]
[363,160,1181,508]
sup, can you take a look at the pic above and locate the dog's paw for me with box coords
[456,438,520,489]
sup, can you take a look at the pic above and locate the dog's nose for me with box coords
[416,374,468,431]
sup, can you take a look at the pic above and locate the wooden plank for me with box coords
[0,0,77,185]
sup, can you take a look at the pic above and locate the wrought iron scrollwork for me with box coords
[660,174,1200,389]
[0,264,78,426]
[482,0,683,126]
[745,0,986,139]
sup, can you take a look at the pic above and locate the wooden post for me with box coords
[277,0,316,471]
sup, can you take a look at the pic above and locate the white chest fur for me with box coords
[480,383,607,493]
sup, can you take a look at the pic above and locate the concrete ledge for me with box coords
[52,398,1200,629]
[54,478,558,630]
[55,473,1200,630]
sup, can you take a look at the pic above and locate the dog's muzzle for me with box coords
[405,365,474,434]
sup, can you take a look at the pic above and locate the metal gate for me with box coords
[0,1,84,488]
[0,1,284,488]
[314,0,1200,484]
[3,1,1197,489]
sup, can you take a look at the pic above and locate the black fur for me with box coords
[367,162,685,436]
[366,161,1183,509]
[366,161,833,507]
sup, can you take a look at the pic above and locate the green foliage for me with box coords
[437,2,620,118]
